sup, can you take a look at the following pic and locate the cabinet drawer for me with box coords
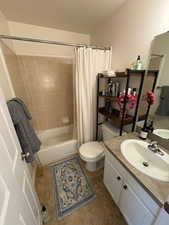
[105,149,160,216]
[104,159,123,204]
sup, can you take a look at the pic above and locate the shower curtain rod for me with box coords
[0,34,111,50]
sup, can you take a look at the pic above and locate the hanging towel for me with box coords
[7,98,41,163]
[156,86,169,116]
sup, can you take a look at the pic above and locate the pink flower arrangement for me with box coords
[146,91,155,105]
[142,90,155,130]
[118,93,136,113]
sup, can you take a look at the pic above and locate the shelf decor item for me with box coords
[117,93,136,118]
[135,55,142,70]
[146,90,155,105]
[144,90,155,126]
[140,91,155,140]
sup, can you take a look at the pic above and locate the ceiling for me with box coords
[0,0,126,34]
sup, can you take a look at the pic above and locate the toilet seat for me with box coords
[79,141,104,162]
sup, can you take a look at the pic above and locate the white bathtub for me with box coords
[37,125,77,165]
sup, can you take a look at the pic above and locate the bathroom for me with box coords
[0,1,169,225]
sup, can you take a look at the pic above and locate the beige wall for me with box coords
[17,55,73,131]
[0,10,9,35]
[0,11,13,49]
[91,0,169,71]
[0,42,15,100]
[0,10,15,100]
[0,42,27,99]
[8,21,90,58]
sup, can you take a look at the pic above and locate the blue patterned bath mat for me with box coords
[51,157,96,219]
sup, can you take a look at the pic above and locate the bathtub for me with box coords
[37,125,77,165]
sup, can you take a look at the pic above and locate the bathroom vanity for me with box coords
[103,134,169,225]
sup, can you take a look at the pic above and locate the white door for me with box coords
[0,87,41,225]
[104,159,123,204]
[119,182,155,225]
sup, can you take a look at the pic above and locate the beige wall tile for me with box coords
[17,55,74,131]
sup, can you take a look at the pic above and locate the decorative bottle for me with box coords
[135,55,142,70]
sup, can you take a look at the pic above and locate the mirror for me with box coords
[139,31,169,141]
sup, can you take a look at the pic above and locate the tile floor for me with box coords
[35,158,127,225]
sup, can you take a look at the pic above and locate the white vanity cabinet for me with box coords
[104,159,123,204]
[119,181,155,225]
[104,150,160,225]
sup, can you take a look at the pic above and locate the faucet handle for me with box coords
[148,141,163,155]
[150,141,159,149]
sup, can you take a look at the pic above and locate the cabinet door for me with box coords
[104,159,123,204]
[119,182,155,225]
[153,206,169,225]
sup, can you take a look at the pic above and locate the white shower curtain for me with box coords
[74,47,112,146]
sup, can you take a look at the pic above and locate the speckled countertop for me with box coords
[104,133,169,206]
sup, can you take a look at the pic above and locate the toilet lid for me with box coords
[79,142,104,159]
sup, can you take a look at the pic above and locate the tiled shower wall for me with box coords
[2,42,73,131]
[17,55,73,131]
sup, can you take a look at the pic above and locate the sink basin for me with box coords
[153,129,169,139]
[121,139,169,182]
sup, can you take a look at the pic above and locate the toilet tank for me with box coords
[101,122,123,141]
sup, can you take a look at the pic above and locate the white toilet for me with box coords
[79,141,105,171]
[79,122,119,172]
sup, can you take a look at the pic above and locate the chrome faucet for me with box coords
[147,141,164,156]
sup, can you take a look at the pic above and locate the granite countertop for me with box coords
[104,133,169,206]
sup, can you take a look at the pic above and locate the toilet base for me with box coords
[85,161,97,172]
[85,157,104,172]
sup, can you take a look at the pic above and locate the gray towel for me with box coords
[156,86,169,116]
[7,98,41,163]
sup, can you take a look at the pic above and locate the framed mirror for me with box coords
[137,31,169,146]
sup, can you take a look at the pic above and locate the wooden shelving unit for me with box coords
[98,107,134,128]
[98,72,127,78]
[96,69,159,139]
[97,95,119,102]
[96,69,146,139]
